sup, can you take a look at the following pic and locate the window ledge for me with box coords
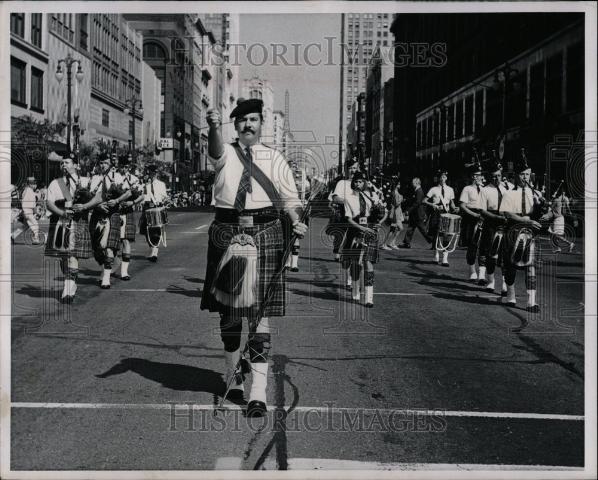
[30,106,45,114]
[11,99,28,109]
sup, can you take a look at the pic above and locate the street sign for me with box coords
[158,138,174,150]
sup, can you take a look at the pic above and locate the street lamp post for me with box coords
[176,130,183,194]
[55,53,84,155]
[123,94,143,164]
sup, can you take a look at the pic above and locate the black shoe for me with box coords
[501,290,507,297]
[365,303,374,308]
[225,389,245,403]
[399,243,411,249]
[101,283,111,289]
[148,256,158,263]
[121,275,131,281]
[246,400,267,417]
[526,304,540,313]
[477,279,487,286]
[60,295,74,304]
[291,267,299,273]
[441,262,449,267]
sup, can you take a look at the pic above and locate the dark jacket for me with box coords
[407,187,427,221]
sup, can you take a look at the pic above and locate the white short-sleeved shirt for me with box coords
[121,172,141,190]
[459,184,484,209]
[144,178,168,205]
[499,187,534,215]
[89,171,124,196]
[21,186,38,210]
[344,190,381,219]
[426,185,455,210]
[330,179,352,202]
[480,184,509,212]
[209,142,300,210]
[47,175,91,203]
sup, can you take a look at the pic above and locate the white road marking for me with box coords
[116,289,168,292]
[194,224,208,230]
[181,231,206,233]
[10,402,584,421]
[254,458,582,471]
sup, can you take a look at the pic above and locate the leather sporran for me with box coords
[510,227,535,268]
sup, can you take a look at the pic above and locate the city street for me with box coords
[10,212,585,471]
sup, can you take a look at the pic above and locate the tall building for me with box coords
[242,76,274,141]
[365,46,393,175]
[340,12,394,167]
[88,14,142,149]
[141,61,161,148]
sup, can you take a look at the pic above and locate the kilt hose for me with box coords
[89,210,122,265]
[120,209,137,241]
[44,214,93,259]
[201,219,286,317]
[341,225,380,268]
[138,212,163,247]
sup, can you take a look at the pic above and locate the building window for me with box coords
[529,62,544,120]
[102,108,110,128]
[31,14,42,48]
[10,13,25,37]
[455,99,464,138]
[11,57,27,106]
[474,90,483,132]
[447,103,455,141]
[545,53,563,117]
[30,67,44,111]
[464,94,474,136]
[79,14,89,50]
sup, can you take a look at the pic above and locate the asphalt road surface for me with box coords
[10,211,585,472]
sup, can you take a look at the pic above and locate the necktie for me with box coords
[441,186,445,198]
[234,147,253,212]
[359,192,367,216]
[476,185,480,194]
[521,186,527,215]
[496,185,503,210]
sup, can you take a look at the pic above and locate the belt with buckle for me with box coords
[215,207,279,225]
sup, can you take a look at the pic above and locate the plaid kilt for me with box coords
[120,211,137,241]
[340,225,380,268]
[200,219,286,317]
[44,214,93,259]
[89,211,122,264]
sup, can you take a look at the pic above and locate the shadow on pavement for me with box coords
[95,357,233,397]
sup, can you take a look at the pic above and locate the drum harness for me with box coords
[144,179,168,248]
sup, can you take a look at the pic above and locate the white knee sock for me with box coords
[121,261,129,277]
[506,284,516,304]
[352,282,361,301]
[527,289,537,306]
[291,255,299,269]
[478,266,486,279]
[365,285,373,304]
[486,273,495,290]
[102,269,111,286]
[249,362,268,404]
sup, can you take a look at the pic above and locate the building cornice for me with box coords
[10,35,49,64]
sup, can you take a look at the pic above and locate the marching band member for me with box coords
[424,170,457,266]
[498,155,542,312]
[478,160,509,293]
[342,172,387,307]
[201,99,307,417]
[117,157,144,279]
[327,160,360,285]
[139,164,169,262]
[384,180,405,250]
[547,185,575,254]
[459,161,485,281]
[89,154,127,289]
[400,177,432,249]
[45,154,101,303]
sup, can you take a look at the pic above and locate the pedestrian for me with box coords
[45,154,101,303]
[423,170,458,266]
[117,158,145,280]
[400,177,432,249]
[17,177,42,244]
[384,180,405,249]
[200,98,307,417]
[546,185,575,253]
[498,152,542,312]
[89,154,127,289]
[478,160,509,294]
[139,164,169,262]
[327,159,360,287]
[459,160,485,281]
[341,172,387,307]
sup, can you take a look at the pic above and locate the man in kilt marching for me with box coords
[117,157,144,279]
[498,155,542,312]
[89,154,129,289]
[201,98,307,417]
[478,160,509,295]
[45,154,102,303]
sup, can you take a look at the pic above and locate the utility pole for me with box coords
[338,13,345,176]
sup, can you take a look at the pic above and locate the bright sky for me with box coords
[238,14,342,172]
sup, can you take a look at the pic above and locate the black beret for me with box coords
[436,169,448,177]
[230,98,263,119]
[466,161,483,175]
[487,161,503,174]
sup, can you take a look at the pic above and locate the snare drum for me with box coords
[438,213,461,235]
[145,207,167,228]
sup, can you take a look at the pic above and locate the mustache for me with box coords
[242,128,255,133]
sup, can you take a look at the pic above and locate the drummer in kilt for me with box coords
[201,99,307,417]
[89,154,128,289]
[327,159,360,286]
[139,164,169,262]
[498,155,542,312]
[341,172,387,307]
[424,170,457,266]
[478,160,509,294]
[45,154,102,303]
[117,156,145,280]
